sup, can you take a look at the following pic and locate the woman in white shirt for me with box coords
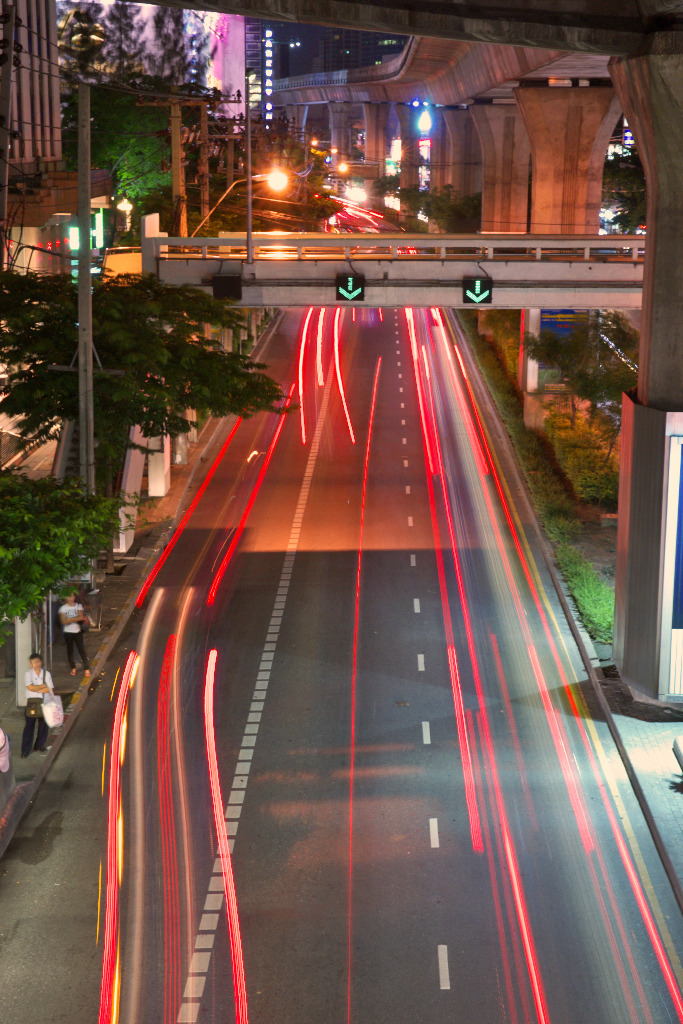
[21,653,54,757]
[59,592,91,677]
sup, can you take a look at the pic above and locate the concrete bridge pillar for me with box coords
[286,104,307,132]
[428,109,450,191]
[606,35,683,699]
[470,101,530,233]
[395,103,421,190]
[328,101,353,162]
[362,103,390,167]
[440,108,482,196]
[514,83,621,233]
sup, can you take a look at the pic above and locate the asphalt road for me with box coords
[1,305,683,1024]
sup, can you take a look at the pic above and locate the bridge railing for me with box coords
[145,233,645,265]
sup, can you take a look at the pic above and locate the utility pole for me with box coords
[0,4,16,271]
[245,70,253,265]
[77,82,95,494]
[199,101,209,220]
[170,98,187,235]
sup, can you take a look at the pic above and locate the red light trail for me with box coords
[135,419,242,608]
[157,635,181,1024]
[98,651,139,1024]
[204,650,249,1024]
[347,358,382,1024]
[298,307,314,445]
[207,384,295,606]
[334,307,356,444]
[316,308,326,386]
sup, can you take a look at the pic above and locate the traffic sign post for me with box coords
[462,277,492,304]
[336,273,365,301]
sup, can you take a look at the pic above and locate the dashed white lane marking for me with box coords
[399,387,403,393]
[397,361,401,366]
[438,946,451,989]
[406,485,411,494]
[414,598,421,613]
[401,419,406,425]
[401,402,405,409]
[177,361,336,1024]
[398,373,403,379]
[408,516,414,527]
[422,721,431,744]
[429,818,439,848]
[417,653,425,672]
[403,459,409,468]
[402,438,407,445]
[410,554,416,566]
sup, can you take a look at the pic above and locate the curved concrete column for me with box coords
[440,108,482,196]
[608,35,683,698]
[514,84,621,233]
[395,103,421,189]
[471,102,530,233]
[328,101,353,161]
[286,104,308,131]
[362,103,390,167]
[428,109,449,191]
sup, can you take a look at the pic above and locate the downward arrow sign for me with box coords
[465,287,491,303]
[339,285,363,300]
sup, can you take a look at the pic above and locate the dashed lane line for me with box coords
[176,368,335,1023]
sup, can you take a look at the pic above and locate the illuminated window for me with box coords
[265,113,273,120]
[265,29,273,37]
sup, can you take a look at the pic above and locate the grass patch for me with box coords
[455,310,614,643]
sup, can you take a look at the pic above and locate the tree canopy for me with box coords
[525,309,639,440]
[0,272,285,491]
[0,472,122,622]
[602,147,647,233]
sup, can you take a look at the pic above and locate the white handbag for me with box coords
[0,728,9,773]
[42,694,64,729]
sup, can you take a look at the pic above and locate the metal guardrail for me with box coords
[145,232,646,265]
[0,429,41,469]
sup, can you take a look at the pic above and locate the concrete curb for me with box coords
[447,309,683,916]
[0,312,283,858]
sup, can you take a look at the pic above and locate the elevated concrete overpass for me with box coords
[162,0,674,55]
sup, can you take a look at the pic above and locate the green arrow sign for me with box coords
[336,273,365,301]
[463,277,492,304]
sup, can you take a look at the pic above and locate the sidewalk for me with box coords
[0,411,237,856]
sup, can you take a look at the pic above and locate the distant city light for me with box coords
[265,29,273,37]
[418,110,432,133]
[411,99,420,107]
[337,162,349,173]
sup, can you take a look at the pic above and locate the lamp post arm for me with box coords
[189,173,269,238]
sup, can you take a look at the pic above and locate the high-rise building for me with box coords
[314,29,406,73]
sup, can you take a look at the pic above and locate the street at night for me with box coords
[3,307,683,1023]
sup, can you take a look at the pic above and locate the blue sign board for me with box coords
[539,309,589,339]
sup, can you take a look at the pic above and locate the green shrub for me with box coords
[556,543,615,643]
[455,310,614,643]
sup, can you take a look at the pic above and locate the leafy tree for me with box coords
[149,8,192,84]
[61,86,171,201]
[100,0,147,81]
[0,272,285,493]
[525,309,639,450]
[602,147,647,233]
[371,178,481,231]
[0,472,122,622]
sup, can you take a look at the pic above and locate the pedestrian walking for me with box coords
[21,653,54,757]
[58,591,91,677]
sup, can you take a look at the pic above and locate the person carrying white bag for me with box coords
[43,693,64,730]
